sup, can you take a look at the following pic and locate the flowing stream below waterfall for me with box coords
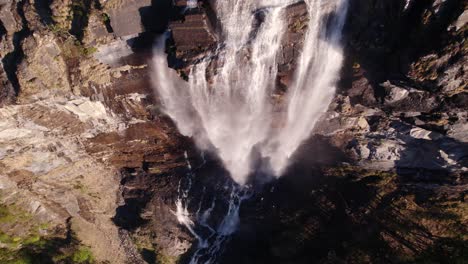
[174,151,252,264]
[153,0,349,262]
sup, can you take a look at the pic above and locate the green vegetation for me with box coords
[71,246,94,263]
[0,203,94,264]
[48,24,69,36]
[290,19,307,33]
[0,204,32,225]
[156,252,179,264]
[132,233,179,264]
[325,165,397,185]
[81,46,97,57]
[49,23,97,58]
[60,37,97,58]
[101,13,110,23]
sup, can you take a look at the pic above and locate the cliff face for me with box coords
[0,0,189,263]
[0,0,466,263]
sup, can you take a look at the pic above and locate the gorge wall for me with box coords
[0,0,466,263]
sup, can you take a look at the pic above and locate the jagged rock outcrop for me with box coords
[0,96,135,263]
[0,0,180,262]
[16,33,71,102]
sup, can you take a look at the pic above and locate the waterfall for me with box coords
[152,0,348,184]
[153,0,348,262]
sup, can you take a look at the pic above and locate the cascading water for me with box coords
[174,151,251,264]
[153,0,348,184]
[265,0,349,175]
[152,0,348,262]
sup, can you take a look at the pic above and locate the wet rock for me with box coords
[277,1,308,78]
[170,5,216,55]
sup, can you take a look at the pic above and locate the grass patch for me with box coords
[71,246,94,263]
[61,38,98,58]
[48,24,69,37]
[0,202,95,263]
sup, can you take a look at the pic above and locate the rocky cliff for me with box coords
[0,0,466,263]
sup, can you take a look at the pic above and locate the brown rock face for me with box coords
[0,0,22,34]
[170,9,217,52]
[107,0,152,37]
[17,33,71,103]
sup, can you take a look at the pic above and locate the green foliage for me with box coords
[0,233,95,264]
[0,206,15,223]
[1,250,33,264]
[82,46,97,56]
[72,39,97,57]
[71,246,94,263]
[156,251,178,264]
[59,36,98,59]
[48,24,69,36]
[290,19,307,33]
[0,202,95,263]
[101,13,110,23]
[0,204,31,224]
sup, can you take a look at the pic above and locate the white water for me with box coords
[173,151,250,264]
[152,0,348,185]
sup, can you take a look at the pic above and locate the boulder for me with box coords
[447,112,468,142]
[380,80,438,112]
[348,74,378,105]
[382,81,410,104]
[0,0,21,34]
[454,9,468,31]
[106,0,152,37]
[84,12,114,45]
[409,127,443,140]
[170,7,216,52]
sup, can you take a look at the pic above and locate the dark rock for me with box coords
[277,1,308,78]
[0,61,15,105]
[380,80,438,112]
[348,72,378,105]
[170,9,216,52]
[454,9,468,30]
